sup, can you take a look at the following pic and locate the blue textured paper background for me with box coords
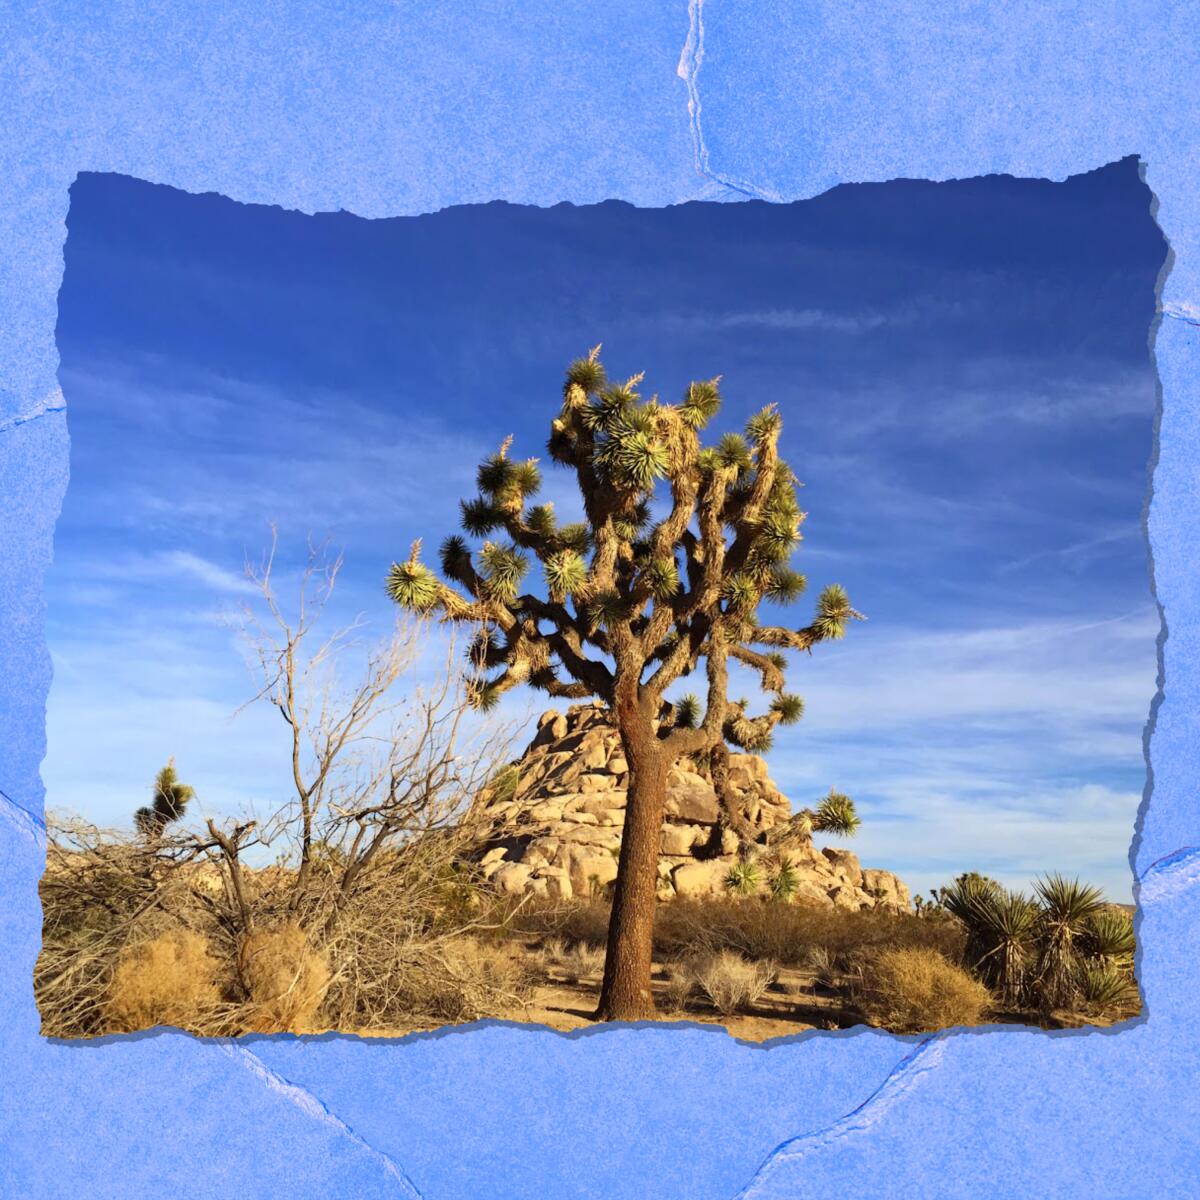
[2,3,1197,1196]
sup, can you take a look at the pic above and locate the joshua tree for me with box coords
[386,348,862,1020]
[134,758,196,838]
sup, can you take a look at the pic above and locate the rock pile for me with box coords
[469,704,911,912]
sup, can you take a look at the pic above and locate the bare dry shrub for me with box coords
[432,937,536,1021]
[237,922,331,1033]
[661,963,698,1015]
[104,928,224,1034]
[684,950,776,1016]
[508,898,963,969]
[857,946,992,1033]
[653,900,963,966]
[537,937,606,985]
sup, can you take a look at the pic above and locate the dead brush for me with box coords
[236,921,332,1033]
[684,949,777,1016]
[855,946,992,1033]
[427,938,537,1022]
[660,962,697,1015]
[537,937,606,985]
[103,927,226,1035]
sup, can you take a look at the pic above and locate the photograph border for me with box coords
[1,5,1196,1197]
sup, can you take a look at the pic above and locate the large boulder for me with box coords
[672,859,729,899]
[821,847,864,888]
[467,703,913,913]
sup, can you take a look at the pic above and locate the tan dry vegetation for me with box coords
[104,928,224,1035]
[238,922,332,1033]
[854,946,992,1033]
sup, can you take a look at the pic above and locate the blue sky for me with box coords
[45,159,1163,901]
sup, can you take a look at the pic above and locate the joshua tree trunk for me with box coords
[596,710,669,1021]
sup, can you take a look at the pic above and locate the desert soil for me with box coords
[341,934,849,1042]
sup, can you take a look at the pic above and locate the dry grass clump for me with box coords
[537,937,606,985]
[676,950,777,1016]
[422,938,537,1022]
[238,922,332,1033]
[104,928,224,1034]
[857,946,992,1033]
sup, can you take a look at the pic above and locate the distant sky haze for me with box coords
[47,159,1164,901]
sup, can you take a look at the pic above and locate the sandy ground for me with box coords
[347,935,852,1042]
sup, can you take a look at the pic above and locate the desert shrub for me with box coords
[104,927,225,1034]
[422,938,536,1022]
[237,921,332,1033]
[1078,961,1140,1019]
[652,899,964,966]
[934,872,1137,1018]
[768,857,801,902]
[510,898,965,970]
[724,861,762,897]
[857,946,992,1033]
[1030,875,1106,1012]
[504,898,613,947]
[954,885,1039,1007]
[538,937,606,984]
[684,950,776,1016]
[661,963,696,1015]
[484,764,522,807]
[1080,907,1135,967]
[802,943,839,990]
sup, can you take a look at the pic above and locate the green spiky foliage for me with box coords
[673,694,702,730]
[934,873,1006,971]
[1080,907,1135,968]
[724,860,762,897]
[387,348,860,727]
[811,790,861,837]
[936,871,1135,1017]
[769,856,800,902]
[134,758,196,838]
[387,349,862,1020]
[963,887,1039,1006]
[1078,961,1140,1016]
[1031,874,1106,1012]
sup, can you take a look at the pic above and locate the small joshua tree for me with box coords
[387,348,862,1020]
[134,758,196,838]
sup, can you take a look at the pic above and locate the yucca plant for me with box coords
[810,790,861,837]
[388,348,862,1021]
[1030,874,1106,1012]
[134,758,195,838]
[967,887,1039,1007]
[724,860,762,898]
[934,873,1005,974]
[768,856,800,902]
[1080,907,1135,968]
[1078,961,1140,1017]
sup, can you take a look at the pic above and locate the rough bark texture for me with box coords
[596,715,667,1021]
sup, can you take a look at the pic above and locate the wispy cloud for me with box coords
[663,308,890,334]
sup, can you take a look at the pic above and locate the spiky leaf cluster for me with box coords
[811,790,861,837]
[936,872,1137,1017]
[134,758,195,837]
[386,349,862,751]
[724,860,761,897]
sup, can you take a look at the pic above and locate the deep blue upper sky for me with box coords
[46,158,1164,900]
